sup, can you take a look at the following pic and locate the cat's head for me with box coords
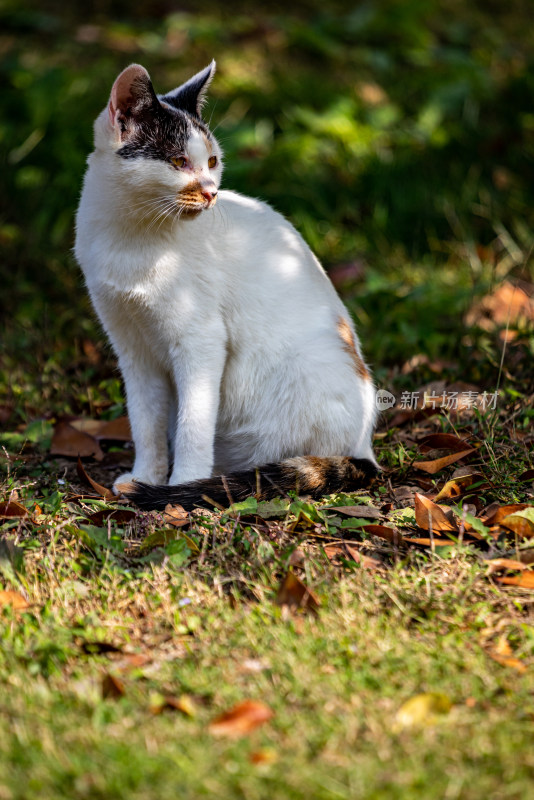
[96,62,222,218]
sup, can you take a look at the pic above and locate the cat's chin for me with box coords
[179,207,204,220]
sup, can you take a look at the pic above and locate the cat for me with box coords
[75,61,378,511]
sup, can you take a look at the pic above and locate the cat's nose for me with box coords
[201,188,217,203]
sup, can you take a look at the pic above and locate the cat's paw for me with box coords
[113,471,163,496]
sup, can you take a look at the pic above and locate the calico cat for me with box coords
[75,62,378,511]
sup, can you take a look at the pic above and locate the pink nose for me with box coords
[201,188,217,202]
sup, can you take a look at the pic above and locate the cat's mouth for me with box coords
[176,188,218,216]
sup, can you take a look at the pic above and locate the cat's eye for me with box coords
[171,156,187,168]
[208,155,218,169]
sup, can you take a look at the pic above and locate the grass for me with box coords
[1,394,534,798]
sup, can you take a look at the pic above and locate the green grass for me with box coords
[1,540,534,799]
[2,405,534,799]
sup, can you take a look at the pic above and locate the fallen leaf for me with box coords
[395,692,452,729]
[249,748,278,765]
[275,571,320,614]
[208,700,274,738]
[434,474,487,502]
[482,504,530,526]
[414,494,458,533]
[345,544,382,569]
[0,590,29,610]
[403,537,457,547]
[114,653,153,672]
[418,433,474,452]
[51,421,104,461]
[496,572,534,589]
[95,416,132,441]
[0,500,30,519]
[484,558,530,575]
[163,503,189,528]
[465,280,534,329]
[362,524,404,546]
[519,469,534,483]
[76,457,114,500]
[323,542,381,569]
[489,653,527,674]
[328,505,381,519]
[500,508,534,538]
[150,694,196,717]
[413,448,476,474]
[139,528,199,554]
[101,673,125,699]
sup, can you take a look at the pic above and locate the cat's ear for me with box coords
[108,64,159,133]
[160,61,216,118]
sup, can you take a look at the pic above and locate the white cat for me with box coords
[75,62,378,510]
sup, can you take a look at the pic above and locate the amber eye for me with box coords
[208,155,217,169]
[171,156,187,168]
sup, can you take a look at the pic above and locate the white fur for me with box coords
[75,73,377,489]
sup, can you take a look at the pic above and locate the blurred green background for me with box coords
[1,0,533,423]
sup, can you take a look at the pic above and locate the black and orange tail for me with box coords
[118,456,378,511]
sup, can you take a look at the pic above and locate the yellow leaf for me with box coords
[395,692,452,729]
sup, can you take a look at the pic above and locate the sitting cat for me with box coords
[75,61,378,510]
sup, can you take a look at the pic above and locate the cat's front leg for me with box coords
[168,327,226,485]
[114,355,171,491]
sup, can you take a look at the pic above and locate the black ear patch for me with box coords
[160,61,216,118]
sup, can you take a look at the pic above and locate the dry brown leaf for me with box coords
[496,572,534,589]
[413,448,476,474]
[0,590,29,610]
[76,457,114,500]
[488,638,527,673]
[434,474,486,502]
[69,418,102,436]
[414,493,458,533]
[519,469,534,483]
[275,571,320,614]
[113,653,153,673]
[489,653,527,673]
[249,748,278,765]
[0,500,30,520]
[482,504,530,526]
[500,513,534,539]
[163,503,189,528]
[208,700,274,738]
[465,280,534,329]
[418,433,473,452]
[362,524,404,546]
[484,558,530,575]
[403,536,457,547]
[51,421,104,461]
[345,544,382,569]
[324,542,381,568]
[95,416,132,442]
[102,673,125,699]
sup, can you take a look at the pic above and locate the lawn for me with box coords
[1,2,534,798]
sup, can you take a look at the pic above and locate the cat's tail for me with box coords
[117,456,378,512]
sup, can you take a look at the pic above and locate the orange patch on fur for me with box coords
[337,317,370,380]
